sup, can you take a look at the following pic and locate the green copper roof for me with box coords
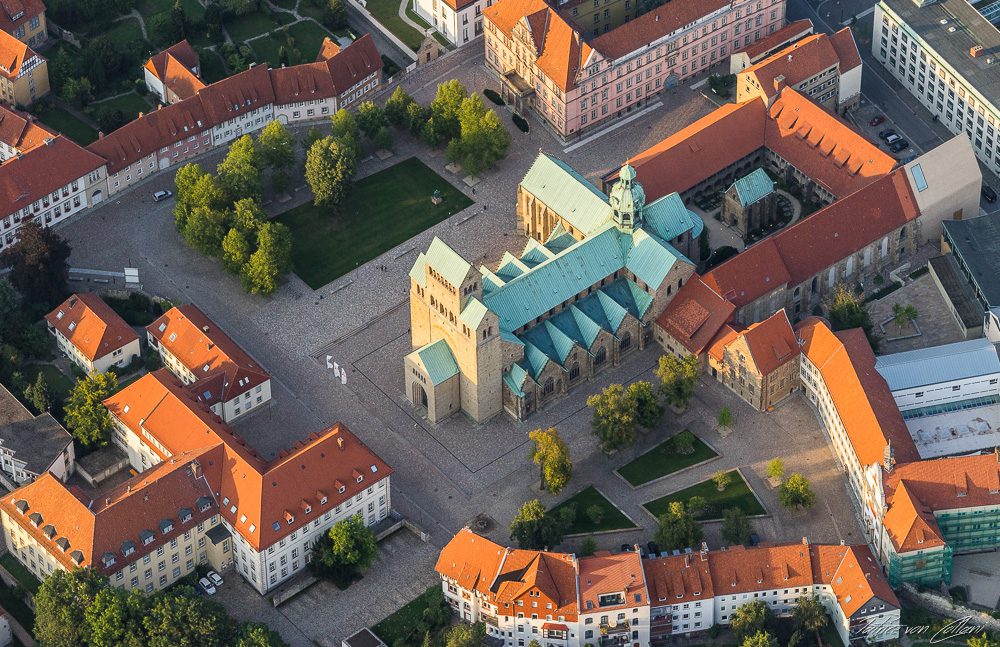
[731,168,775,207]
[425,237,472,288]
[409,339,459,385]
[520,153,611,236]
[523,341,550,379]
[545,223,577,253]
[503,363,529,397]
[625,229,687,289]
[644,193,704,242]
[601,278,654,319]
[409,252,427,287]
[460,297,488,329]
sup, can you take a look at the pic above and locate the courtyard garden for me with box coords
[278,156,473,289]
[615,430,718,487]
[224,9,295,43]
[548,486,637,535]
[249,19,338,68]
[33,105,98,145]
[363,0,427,50]
[643,469,765,521]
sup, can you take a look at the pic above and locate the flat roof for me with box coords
[943,213,1000,307]
[880,0,1000,108]
[928,255,984,329]
[905,403,1000,458]
[342,628,386,647]
[876,337,1000,391]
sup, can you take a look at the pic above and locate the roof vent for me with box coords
[970,45,984,58]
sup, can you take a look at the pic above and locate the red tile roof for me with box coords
[742,33,843,100]
[656,276,736,355]
[812,544,900,616]
[493,549,579,620]
[738,19,814,62]
[888,452,1000,514]
[44,293,139,362]
[196,63,275,126]
[0,0,44,36]
[829,26,862,72]
[734,309,798,375]
[323,33,381,94]
[435,527,506,596]
[0,135,106,217]
[628,89,894,202]
[0,103,53,153]
[147,304,270,407]
[882,479,946,553]
[578,550,647,612]
[316,36,341,61]
[708,543,815,595]
[145,40,199,79]
[0,28,34,79]
[590,0,729,60]
[269,61,335,105]
[796,318,919,468]
[643,551,714,604]
[702,238,790,309]
[484,0,547,38]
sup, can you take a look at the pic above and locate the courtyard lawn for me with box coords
[199,49,228,83]
[372,586,446,646]
[250,20,333,68]
[363,0,426,50]
[643,470,765,521]
[0,554,40,595]
[277,157,473,289]
[105,17,146,47]
[23,364,75,406]
[549,486,636,535]
[224,11,295,44]
[616,431,718,487]
[88,92,154,123]
[34,106,98,145]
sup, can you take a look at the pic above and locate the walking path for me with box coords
[346,0,418,60]
[117,9,149,41]
[398,0,426,33]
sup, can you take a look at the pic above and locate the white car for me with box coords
[198,577,216,595]
[206,570,224,588]
[152,189,173,202]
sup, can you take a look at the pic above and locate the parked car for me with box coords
[198,577,216,595]
[749,533,761,547]
[207,570,224,587]
[889,140,909,153]
[620,543,632,553]
[878,128,897,140]
[647,541,660,556]
[152,189,173,202]
[869,115,886,127]
[983,185,998,203]
[900,154,918,164]
[884,133,902,145]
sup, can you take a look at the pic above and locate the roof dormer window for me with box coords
[56,311,64,320]
[169,332,177,342]
[158,322,166,332]
[68,322,76,331]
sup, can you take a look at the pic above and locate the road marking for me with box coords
[563,100,663,153]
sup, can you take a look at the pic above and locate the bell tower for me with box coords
[608,163,645,233]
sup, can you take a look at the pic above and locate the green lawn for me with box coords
[105,17,146,47]
[643,470,765,521]
[34,106,99,145]
[372,586,447,646]
[273,0,299,8]
[616,431,718,487]
[224,11,295,44]
[199,49,228,83]
[0,554,41,595]
[404,7,452,48]
[277,157,474,289]
[550,486,636,535]
[136,0,172,17]
[88,92,154,122]
[23,364,75,405]
[364,0,426,50]
[250,20,333,68]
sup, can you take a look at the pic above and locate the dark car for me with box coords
[889,140,909,153]
[869,115,886,127]
[983,185,998,203]
[647,541,660,556]
[878,128,897,140]
[750,533,760,547]
[900,154,918,164]
[621,543,631,553]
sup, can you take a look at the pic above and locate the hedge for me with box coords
[483,88,504,105]
[512,113,529,132]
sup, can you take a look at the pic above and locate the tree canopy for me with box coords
[779,473,816,510]
[828,284,878,351]
[310,513,378,580]
[509,499,572,550]
[529,427,572,495]
[729,600,775,641]
[256,121,295,193]
[655,354,700,408]
[0,220,71,311]
[217,135,262,203]
[305,136,357,207]
[65,372,119,447]
[587,383,638,453]
[654,501,703,551]
[721,507,752,546]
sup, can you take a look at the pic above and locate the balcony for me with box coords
[501,70,534,98]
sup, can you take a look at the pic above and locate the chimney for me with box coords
[970,45,984,58]
[337,437,345,450]
[138,111,143,119]
[192,460,202,479]
[883,441,896,473]
[801,536,809,545]
[773,74,786,94]
[98,131,104,139]
[202,325,210,333]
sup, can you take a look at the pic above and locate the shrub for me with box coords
[483,88,504,105]
[512,113,529,132]
[865,281,902,303]
[585,504,605,525]
[381,54,400,77]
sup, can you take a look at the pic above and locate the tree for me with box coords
[529,427,572,495]
[256,121,295,193]
[324,0,348,30]
[222,228,251,274]
[175,166,223,232]
[721,507,752,545]
[713,469,732,492]
[96,106,125,133]
[142,585,229,647]
[968,634,1000,647]
[429,79,468,142]
[33,568,106,647]
[372,126,394,152]
[628,380,663,428]
[579,537,597,556]
[672,430,695,455]
[305,136,356,207]
[0,219,71,310]
[406,101,429,136]
[686,496,707,517]
[65,372,119,446]
[729,600,774,641]
[742,631,779,647]
[357,101,388,139]
[767,458,785,481]
[217,134,262,203]
[24,370,51,414]
[311,513,378,580]
[63,76,94,107]
[655,501,703,551]
[231,197,265,235]
[718,405,732,429]
[892,302,919,329]
[779,473,816,510]
[792,595,829,647]
[828,284,878,352]
[171,0,188,38]
[234,622,289,647]
[330,108,360,143]
[655,354,700,409]
[529,640,542,647]
[241,222,293,296]
[85,587,148,647]
[384,86,415,126]
[183,206,228,256]
[587,383,637,453]
[444,623,487,647]
[509,499,570,549]
[446,95,511,174]
[586,504,605,525]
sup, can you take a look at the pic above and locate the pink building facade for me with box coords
[484,0,786,139]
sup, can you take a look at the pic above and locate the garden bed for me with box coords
[549,486,637,535]
[615,431,718,487]
[642,469,765,521]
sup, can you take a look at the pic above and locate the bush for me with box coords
[909,265,929,279]
[483,88,504,105]
[865,281,902,303]
[381,54,400,77]
[512,113,529,132]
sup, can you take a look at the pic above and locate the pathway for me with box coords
[118,9,149,41]
[398,0,426,34]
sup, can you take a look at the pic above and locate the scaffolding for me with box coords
[887,545,954,587]
[936,508,1000,554]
